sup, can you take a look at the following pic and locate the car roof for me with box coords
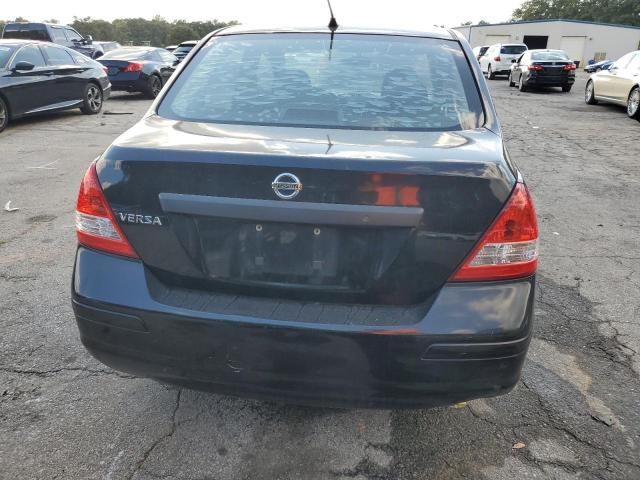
[110,46,154,51]
[0,39,69,49]
[216,24,455,40]
[0,39,35,46]
[4,22,65,27]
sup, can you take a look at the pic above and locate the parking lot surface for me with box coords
[1,77,639,480]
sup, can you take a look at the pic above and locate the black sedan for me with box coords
[585,59,613,73]
[509,49,576,92]
[72,25,538,409]
[98,47,178,99]
[172,40,198,61]
[0,39,110,133]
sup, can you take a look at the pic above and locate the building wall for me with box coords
[454,21,640,65]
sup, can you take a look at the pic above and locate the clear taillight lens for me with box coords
[75,162,138,258]
[451,183,538,282]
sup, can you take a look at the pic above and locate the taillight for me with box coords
[76,162,138,258]
[494,56,501,62]
[124,61,143,72]
[528,64,543,71]
[450,183,538,282]
[563,63,577,71]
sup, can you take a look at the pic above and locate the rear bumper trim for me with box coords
[158,193,424,227]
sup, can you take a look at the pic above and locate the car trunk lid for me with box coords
[98,116,515,306]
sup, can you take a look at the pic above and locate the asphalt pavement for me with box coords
[1,76,639,480]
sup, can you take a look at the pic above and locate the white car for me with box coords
[472,45,489,62]
[480,43,528,79]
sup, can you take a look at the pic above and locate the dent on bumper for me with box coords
[72,247,535,408]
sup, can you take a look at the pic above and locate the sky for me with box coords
[3,0,525,28]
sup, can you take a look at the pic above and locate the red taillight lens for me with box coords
[450,183,538,282]
[76,163,138,258]
[528,64,543,71]
[124,61,143,72]
[494,56,501,62]
[563,63,577,71]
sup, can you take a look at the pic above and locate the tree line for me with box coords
[2,1,639,44]
[513,0,640,26]
[0,16,238,47]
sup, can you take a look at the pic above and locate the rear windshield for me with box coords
[159,33,484,131]
[501,45,527,55]
[531,51,570,61]
[2,24,49,41]
[174,45,195,54]
[101,48,150,60]
[0,45,16,68]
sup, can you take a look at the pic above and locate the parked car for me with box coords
[480,43,528,79]
[72,25,538,409]
[508,49,576,92]
[165,45,178,53]
[585,50,640,120]
[98,46,178,99]
[472,45,489,61]
[172,40,198,61]
[1,22,103,59]
[0,40,109,133]
[93,41,122,55]
[584,60,613,73]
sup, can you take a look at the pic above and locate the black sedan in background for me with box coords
[585,59,613,73]
[98,47,178,99]
[0,39,110,133]
[172,40,198,61]
[509,49,576,92]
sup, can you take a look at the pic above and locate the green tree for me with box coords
[513,0,640,26]
[71,17,115,40]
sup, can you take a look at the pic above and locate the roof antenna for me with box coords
[327,0,338,53]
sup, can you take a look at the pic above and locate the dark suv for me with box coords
[1,22,103,59]
[72,25,538,409]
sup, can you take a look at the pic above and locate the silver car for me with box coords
[585,50,640,120]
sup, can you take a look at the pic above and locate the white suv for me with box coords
[480,43,528,79]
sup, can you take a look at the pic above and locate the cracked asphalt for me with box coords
[1,75,639,479]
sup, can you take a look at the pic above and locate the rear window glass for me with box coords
[2,24,49,41]
[531,51,570,61]
[174,45,195,54]
[501,45,527,55]
[50,27,67,43]
[101,48,150,60]
[0,46,16,68]
[159,33,484,131]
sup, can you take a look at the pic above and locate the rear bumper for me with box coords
[72,247,535,408]
[525,74,575,87]
[109,76,148,93]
